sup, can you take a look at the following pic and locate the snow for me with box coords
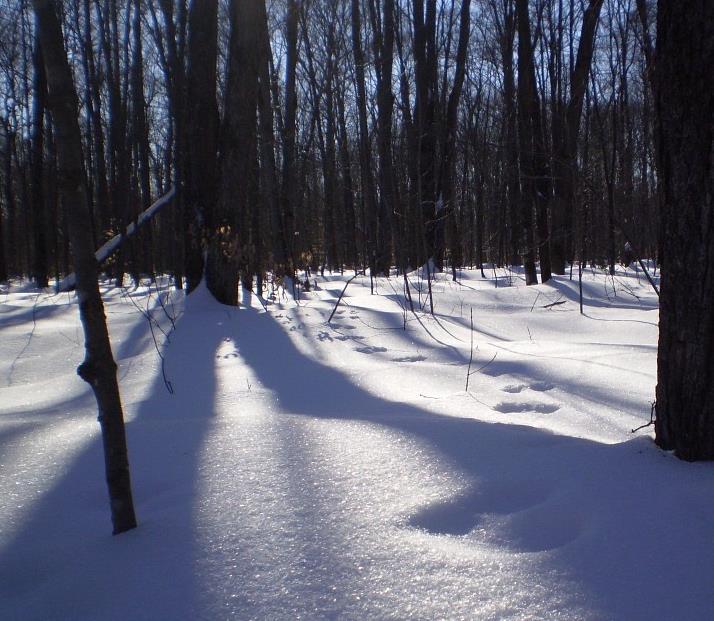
[1,265,713,620]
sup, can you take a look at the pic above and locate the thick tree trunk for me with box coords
[214,0,260,303]
[654,0,714,460]
[33,0,137,533]
[184,0,219,293]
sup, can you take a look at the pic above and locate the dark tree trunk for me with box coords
[33,0,137,533]
[0,135,6,280]
[550,0,604,275]
[131,0,153,274]
[256,0,282,288]
[438,0,470,278]
[371,0,397,274]
[214,0,260,303]
[413,0,440,268]
[185,0,219,293]
[336,85,358,269]
[515,0,540,285]
[654,0,714,461]
[31,34,49,287]
[351,0,378,273]
[82,0,110,239]
[280,0,299,276]
[496,2,522,267]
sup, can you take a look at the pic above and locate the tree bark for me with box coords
[371,0,397,274]
[185,0,219,293]
[31,34,49,287]
[280,0,299,276]
[351,0,378,273]
[654,0,714,460]
[33,0,137,533]
[550,0,604,274]
[515,0,541,285]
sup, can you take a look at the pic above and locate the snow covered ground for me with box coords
[1,265,713,620]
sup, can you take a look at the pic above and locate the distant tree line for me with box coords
[0,0,659,299]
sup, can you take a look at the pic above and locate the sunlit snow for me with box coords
[1,265,712,620]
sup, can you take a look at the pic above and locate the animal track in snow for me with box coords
[493,402,560,414]
[355,346,388,354]
[501,381,554,394]
[392,355,427,363]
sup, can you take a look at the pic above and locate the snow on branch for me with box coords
[58,188,176,292]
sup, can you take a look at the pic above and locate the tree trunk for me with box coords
[280,0,299,276]
[31,34,49,287]
[185,0,219,293]
[438,0,470,278]
[371,0,397,274]
[33,0,137,533]
[550,0,604,275]
[654,0,714,460]
[515,0,540,285]
[351,0,378,273]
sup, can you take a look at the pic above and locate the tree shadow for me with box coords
[0,287,227,620]
[231,308,714,620]
[1,293,711,620]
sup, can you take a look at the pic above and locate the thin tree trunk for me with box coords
[515,0,540,285]
[33,0,137,533]
[31,34,49,287]
[351,0,378,273]
[280,0,299,276]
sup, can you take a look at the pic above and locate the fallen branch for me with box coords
[543,300,567,309]
[58,187,176,292]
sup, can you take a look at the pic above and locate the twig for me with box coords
[542,300,566,309]
[470,352,498,375]
[7,292,42,384]
[466,308,474,391]
[631,401,656,433]
[530,292,542,312]
[328,274,357,323]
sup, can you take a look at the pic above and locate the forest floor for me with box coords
[1,264,713,620]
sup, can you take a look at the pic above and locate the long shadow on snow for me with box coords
[233,308,714,621]
[547,276,659,311]
[0,290,224,621]
[329,293,651,417]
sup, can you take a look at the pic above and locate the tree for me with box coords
[185,0,219,293]
[32,0,137,532]
[654,0,714,460]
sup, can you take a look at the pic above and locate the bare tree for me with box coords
[33,0,137,534]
